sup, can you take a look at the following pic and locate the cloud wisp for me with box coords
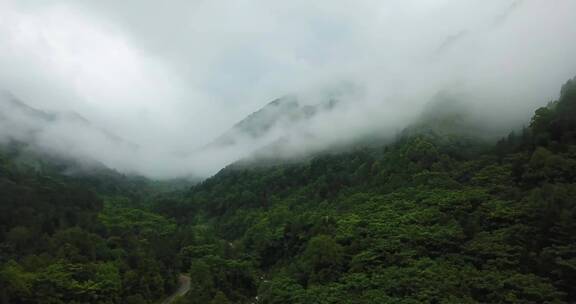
[0,0,575,178]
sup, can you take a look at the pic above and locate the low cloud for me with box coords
[1,0,575,178]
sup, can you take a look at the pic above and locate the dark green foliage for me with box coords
[0,149,181,303]
[3,77,576,303]
[165,78,576,303]
[302,235,344,284]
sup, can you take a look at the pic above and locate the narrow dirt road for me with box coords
[161,274,191,304]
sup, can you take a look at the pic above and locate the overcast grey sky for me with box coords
[1,0,576,178]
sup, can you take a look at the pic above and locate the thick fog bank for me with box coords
[0,0,575,178]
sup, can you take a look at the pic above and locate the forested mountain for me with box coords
[0,93,136,151]
[0,142,188,303]
[207,95,339,149]
[163,78,576,303]
[2,77,576,303]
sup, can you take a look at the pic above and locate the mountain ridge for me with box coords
[205,95,340,150]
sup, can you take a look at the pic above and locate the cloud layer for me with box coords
[1,0,576,178]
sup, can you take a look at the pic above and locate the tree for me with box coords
[210,291,231,304]
[302,235,344,284]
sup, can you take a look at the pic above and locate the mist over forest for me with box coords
[2,1,576,304]
[1,0,576,178]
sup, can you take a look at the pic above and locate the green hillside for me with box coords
[2,78,576,303]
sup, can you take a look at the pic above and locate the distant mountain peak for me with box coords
[206,95,340,150]
[0,91,55,121]
[0,91,137,149]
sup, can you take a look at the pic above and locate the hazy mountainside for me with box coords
[218,90,498,169]
[405,91,507,141]
[207,87,518,171]
[154,77,576,303]
[207,95,339,149]
[0,145,184,303]
[0,93,156,198]
[0,92,137,151]
[2,77,576,303]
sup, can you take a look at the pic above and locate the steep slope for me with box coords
[0,144,184,303]
[206,95,339,149]
[2,77,576,303]
[155,77,576,303]
[0,92,137,152]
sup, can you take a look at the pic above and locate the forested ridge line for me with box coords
[2,77,576,303]
[164,77,576,303]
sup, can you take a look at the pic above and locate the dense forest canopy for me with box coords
[2,1,576,303]
[1,77,576,303]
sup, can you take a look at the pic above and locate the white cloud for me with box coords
[0,0,575,178]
